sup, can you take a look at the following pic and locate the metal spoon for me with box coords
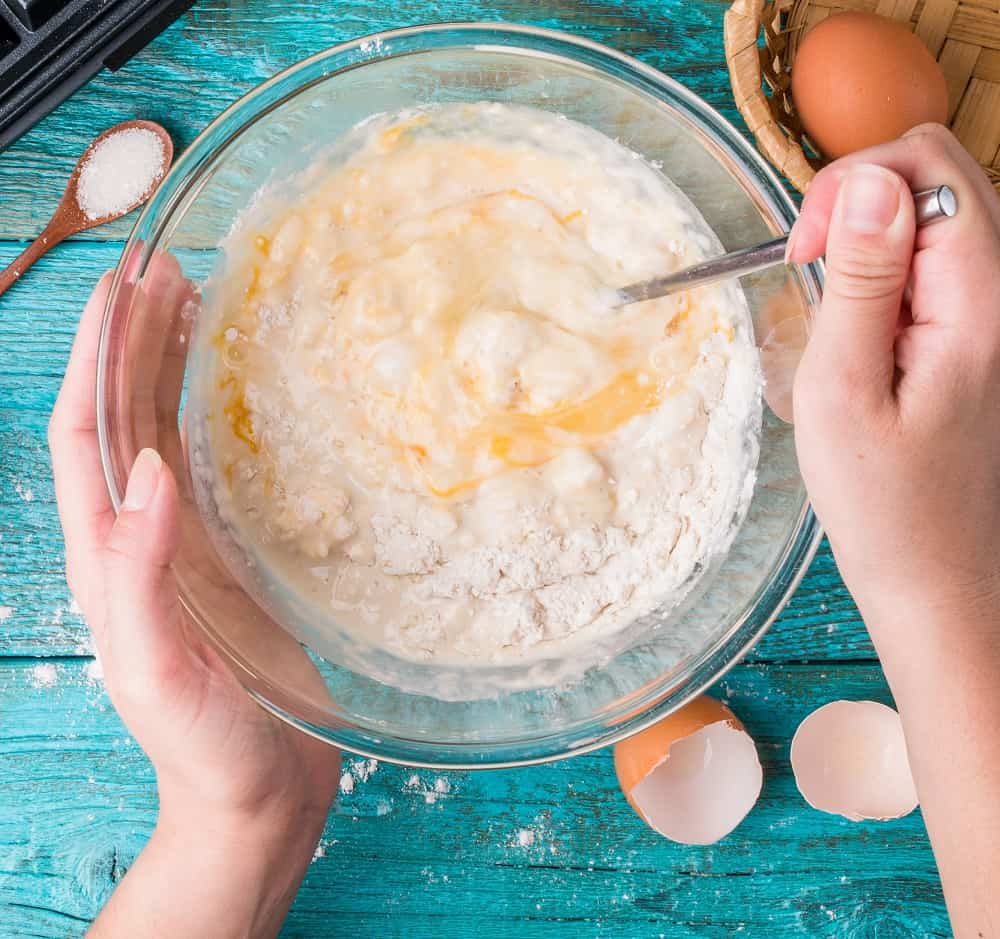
[615,185,958,306]
[0,120,173,299]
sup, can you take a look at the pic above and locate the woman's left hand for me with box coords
[50,269,340,939]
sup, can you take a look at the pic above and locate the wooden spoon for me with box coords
[0,120,173,298]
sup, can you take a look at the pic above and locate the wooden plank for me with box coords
[951,78,1000,163]
[0,659,947,938]
[807,0,879,11]
[939,38,982,120]
[974,46,1000,82]
[914,0,959,57]
[948,5,1000,49]
[954,0,1000,11]
[0,241,165,400]
[0,244,114,664]
[876,0,919,20]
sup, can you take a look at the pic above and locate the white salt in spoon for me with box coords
[0,120,173,298]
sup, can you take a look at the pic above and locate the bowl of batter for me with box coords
[98,24,822,766]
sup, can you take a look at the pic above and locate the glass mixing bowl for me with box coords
[98,23,822,768]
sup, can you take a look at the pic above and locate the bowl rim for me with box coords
[98,21,823,769]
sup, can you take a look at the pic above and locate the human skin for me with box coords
[49,270,340,939]
[788,124,1000,938]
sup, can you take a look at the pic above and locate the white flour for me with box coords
[28,662,58,688]
[191,103,761,669]
[402,774,453,804]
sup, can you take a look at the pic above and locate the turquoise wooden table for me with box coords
[0,2,949,936]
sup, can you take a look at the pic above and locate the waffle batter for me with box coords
[191,103,762,664]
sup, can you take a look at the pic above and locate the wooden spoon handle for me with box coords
[0,222,70,299]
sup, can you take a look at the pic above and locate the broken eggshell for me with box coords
[790,700,918,822]
[614,695,763,844]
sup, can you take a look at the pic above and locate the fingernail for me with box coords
[840,165,901,234]
[784,224,800,263]
[123,448,162,511]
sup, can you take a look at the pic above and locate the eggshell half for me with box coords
[614,696,763,844]
[790,700,918,821]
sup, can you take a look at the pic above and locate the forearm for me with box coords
[864,599,1000,939]
[87,802,325,939]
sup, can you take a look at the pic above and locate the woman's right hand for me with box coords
[788,124,1000,937]
[789,123,1000,628]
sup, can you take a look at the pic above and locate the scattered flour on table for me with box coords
[28,663,59,688]
[338,757,379,795]
[77,127,166,221]
[13,481,33,502]
[507,816,557,854]
[403,774,454,805]
[312,837,338,861]
[352,758,379,782]
[24,600,98,685]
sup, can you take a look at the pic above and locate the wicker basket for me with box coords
[724,0,1000,194]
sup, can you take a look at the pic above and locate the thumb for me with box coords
[101,448,184,685]
[812,164,915,402]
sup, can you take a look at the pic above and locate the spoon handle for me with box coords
[617,237,788,305]
[0,220,70,299]
[616,185,958,306]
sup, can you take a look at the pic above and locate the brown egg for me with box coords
[791,11,948,159]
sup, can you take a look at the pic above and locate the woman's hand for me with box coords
[50,269,340,938]
[790,123,1000,623]
[789,124,1000,936]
